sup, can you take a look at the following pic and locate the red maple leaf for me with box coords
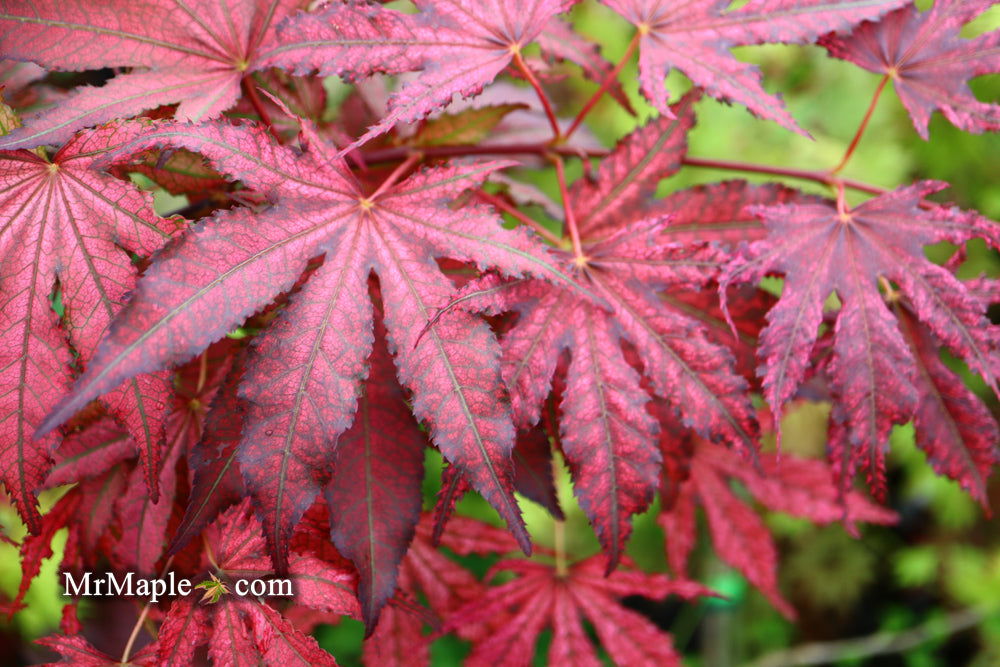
[115,341,239,574]
[658,432,897,617]
[260,0,572,149]
[37,118,594,567]
[364,514,521,664]
[43,419,132,570]
[600,0,908,132]
[0,0,316,149]
[0,124,177,532]
[36,635,158,666]
[820,0,1000,138]
[446,97,761,568]
[169,345,248,556]
[445,555,713,666]
[154,500,357,666]
[897,308,1000,504]
[720,182,999,488]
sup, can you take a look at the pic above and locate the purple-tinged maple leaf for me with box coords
[820,0,1000,138]
[364,601,428,667]
[170,347,248,555]
[37,119,594,568]
[600,0,908,133]
[649,181,822,380]
[658,432,897,617]
[446,555,712,666]
[431,420,567,532]
[36,635,158,666]
[898,309,1000,505]
[357,514,517,664]
[111,147,229,197]
[325,309,426,633]
[259,0,572,150]
[0,0,308,149]
[43,419,131,567]
[116,340,238,574]
[112,423,183,574]
[157,500,356,666]
[449,99,758,568]
[0,124,177,532]
[8,488,82,616]
[651,180,822,246]
[721,182,999,487]
[44,418,132,487]
[570,93,694,237]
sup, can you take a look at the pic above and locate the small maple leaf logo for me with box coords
[194,573,230,605]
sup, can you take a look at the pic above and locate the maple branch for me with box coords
[679,156,888,196]
[830,74,890,175]
[564,31,641,140]
[512,49,562,141]
[359,145,890,197]
[241,78,282,143]
[362,143,604,164]
[748,607,987,667]
[476,189,563,246]
[551,155,585,263]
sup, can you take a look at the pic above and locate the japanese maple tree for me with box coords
[0,0,996,664]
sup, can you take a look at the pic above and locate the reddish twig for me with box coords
[513,49,562,140]
[830,74,890,175]
[120,555,175,663]
[477,189,563,246]
[551,154,586,263]
[564,31,641,140]
[362,143,604,164]
[680,156,888,196]
[360,145,891,197]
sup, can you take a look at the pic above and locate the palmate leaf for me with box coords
[449,97,760,569]
[154,500,356,667]
[444,555,713,666]
[363,514,521,665]
[36,118,597,569]
[600,0,908,133]
[721,182,999,488]
[820,0,1000,138]
[658,427,897,618]
[0,125,176,532]
[0,0,318,150]
[259,0,572,150]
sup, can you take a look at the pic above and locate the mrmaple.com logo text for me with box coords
[62,571,293,603]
